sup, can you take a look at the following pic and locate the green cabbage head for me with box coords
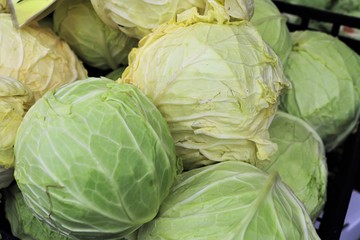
[331,0,360,14]
[251,0,292,65]
[258,111,327,220]
[137,161,320,240]
[120,5,290,170]
[335,0,360,16]
[53,0,138,70]
[14,78,181,239]
[280,30,360,151]
[0,76,34,168]
[5,184,71,240]
[0,13,87,100]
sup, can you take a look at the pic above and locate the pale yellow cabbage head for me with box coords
[0,13,87,100]
[90,0,254,39]
[0,76,34,168]
[120,5,290,170]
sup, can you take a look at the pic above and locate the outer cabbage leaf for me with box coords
[251,0,292,65]
[257,111,327,220]
[0,14,87,100]
[120,7,290,170]
[14,78,181,239]
[137,161,320,240]
[53,0,138,70]
[90,0,181,39]
[176,0,254,23]
[280,30,360,151]
[0,76,34,168]
[5,184,71,240]
[227,0,254,20]
[177,0,207,14]
[90,0,253,39]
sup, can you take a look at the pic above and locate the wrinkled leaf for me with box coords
[138,161,320,240]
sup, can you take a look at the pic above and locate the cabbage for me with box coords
[137,161,320,240]
[0,76,34,168]
[332,0,360,15]
[280,30,360,151]
[222,0,254,20]
[90,0,183,39]
[120,5,290,170]
[14,78,181,239]
[258,111,327,220]
[250,0,292,64]
[5,184,71,240]
[53,0,138,70]
[176,0,255,24]
[0,13,87,100]
[90,0,253,39]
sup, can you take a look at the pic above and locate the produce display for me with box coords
[0,0,359,239]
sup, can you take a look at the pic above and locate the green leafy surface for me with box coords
[14,78,181,239]
[138,161,320,240]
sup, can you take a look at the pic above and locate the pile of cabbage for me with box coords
[1,0,360,239]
